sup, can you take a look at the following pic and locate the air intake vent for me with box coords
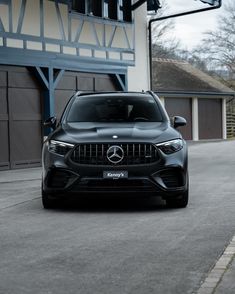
[71,143,159,165]
[160,170,184,188]
[47,170,72,188]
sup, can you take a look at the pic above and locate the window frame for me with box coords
[70,0,133,23]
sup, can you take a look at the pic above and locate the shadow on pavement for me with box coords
[49,195,169,213]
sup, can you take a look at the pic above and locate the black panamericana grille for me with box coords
[70,143,159,165]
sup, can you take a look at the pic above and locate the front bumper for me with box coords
[42,143,188,199]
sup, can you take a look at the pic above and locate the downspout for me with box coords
[148,0,222,90]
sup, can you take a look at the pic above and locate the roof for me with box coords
[152,58,235,97]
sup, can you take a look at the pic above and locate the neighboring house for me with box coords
[0,0,149,170]
[152,58,235,141]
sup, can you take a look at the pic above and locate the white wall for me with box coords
[127,4,150,91]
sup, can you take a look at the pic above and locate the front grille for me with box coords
[71,143,159,165]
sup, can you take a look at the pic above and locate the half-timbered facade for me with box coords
[0,0,149,170]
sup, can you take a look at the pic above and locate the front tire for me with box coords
[166,190,189,208]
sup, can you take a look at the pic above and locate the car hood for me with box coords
[50,122,181,144]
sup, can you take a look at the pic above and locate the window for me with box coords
[72,0,98,15]
[117,0,124,21]
[67,95,163,123]
[107,0,117,20]
[122,0,132,22]
[72,0,85,14]
[92,0,102,17]
[71,0,132,23]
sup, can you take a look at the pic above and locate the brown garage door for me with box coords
[0,66,42,170]
[164,98,192,140]
[55,72,119,120]
[198,98,222,139]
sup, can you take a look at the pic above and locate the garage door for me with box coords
[198,99,222,139]
[0,67,120,170]
[0,66,42,170]
[164,98,192,140]
[0,71,9,170]
[55,72,119,119]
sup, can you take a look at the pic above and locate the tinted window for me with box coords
[67,95,163,122]
[71,0,132,22]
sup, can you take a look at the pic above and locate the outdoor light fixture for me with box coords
[147,0,161,12]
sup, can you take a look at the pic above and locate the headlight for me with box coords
[156,139,183,154]
[49,140,74,156]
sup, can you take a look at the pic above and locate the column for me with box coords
[160,97,165,107]
[192,97,199,141]
[222,98,227,139]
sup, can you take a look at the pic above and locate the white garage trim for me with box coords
[192,97,199,141]
[222,98,227,140]
[160,97,165,107]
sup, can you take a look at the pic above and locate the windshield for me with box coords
[66,94,163,123]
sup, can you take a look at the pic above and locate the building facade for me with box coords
[0,0,149,170]
[152,58,235,141]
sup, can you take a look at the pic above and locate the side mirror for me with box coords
[173,116,187,128]
[44,117,57,130]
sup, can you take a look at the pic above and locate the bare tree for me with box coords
[196,0,235,77]
[149,0,181,58]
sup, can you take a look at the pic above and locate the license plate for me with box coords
[103,171,128,179]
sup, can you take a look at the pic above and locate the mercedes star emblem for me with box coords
[107,145,124,164]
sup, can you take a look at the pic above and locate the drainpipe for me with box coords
[148,0,222,90]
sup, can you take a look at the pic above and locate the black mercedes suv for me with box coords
[42,91,188,209]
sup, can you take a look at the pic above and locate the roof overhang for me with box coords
[155,91,235,99]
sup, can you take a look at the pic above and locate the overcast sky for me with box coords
[158,0,229,50]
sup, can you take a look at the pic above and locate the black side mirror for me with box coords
[173,116,187,128]
[44,117,57,130]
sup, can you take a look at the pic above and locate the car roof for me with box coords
[74,91,157,99]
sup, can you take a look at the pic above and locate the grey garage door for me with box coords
[0,71,9,170]
[0,66,42,170]
[0,67,119,170]
[164,98,192,140]
[198,98,222,139]
[55,71,119,120]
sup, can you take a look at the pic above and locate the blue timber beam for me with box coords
[132,0,147,10]
[33,67,64,135]
[111,74,127,91]
[132,0,161,11]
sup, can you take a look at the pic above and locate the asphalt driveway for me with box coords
[0,140,235,294]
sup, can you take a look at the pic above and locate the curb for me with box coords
[195,236,235,294]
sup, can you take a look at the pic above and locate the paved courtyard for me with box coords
[0,140,235,294]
